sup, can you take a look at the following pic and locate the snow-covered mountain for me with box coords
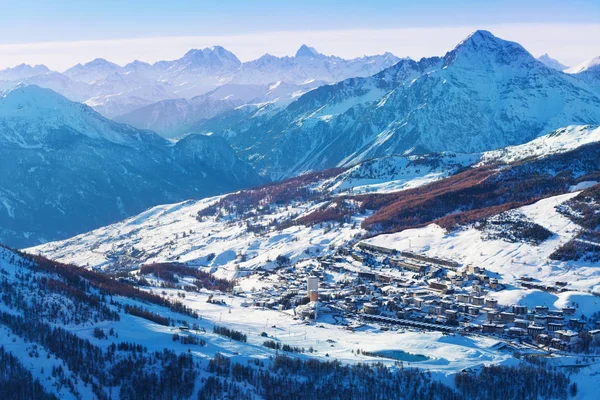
[537,53,569,71]
[198,30,600,179]
[567,56,600,96]
[232,45,402,85]
[84,71,178,117]
[106,46,400,127]
[64,58,124,84]
[23,123,600,399]
[0,85,263,248]
[0,63,51,81]
[566,55,600,74]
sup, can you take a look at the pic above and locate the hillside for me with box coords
[31,125,600,289]
[23,121,600,398]
[0,85,263,247]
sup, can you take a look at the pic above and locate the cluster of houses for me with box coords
[231,240,599,353]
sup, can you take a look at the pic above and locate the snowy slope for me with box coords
[480,125,600,165]
[365,193,600,293]
[31,123,600,281]
[566,56,600,74]
[320,125,600,196]
[0,243,522,400]
[23,122,600,397]
[28,195,365,279]
[318,152,480,194]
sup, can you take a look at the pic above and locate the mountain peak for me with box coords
[0,64,51,81]
[295,44,321,58]
[85,58,119,68]
[456,30,508,49]
[182,46,241,68]
[445,30,534,67]
[0,84,74,117]
[125,60,151,69]
[3,84,62,100]
[566,55,600,74]
[537,53,569,71]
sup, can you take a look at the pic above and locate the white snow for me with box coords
[566,56,600,74]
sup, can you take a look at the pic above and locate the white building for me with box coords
[307,276,319,297]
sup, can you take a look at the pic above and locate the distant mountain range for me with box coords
[0,46,401,121]
[0,85,263,248]
[191,30,600,178]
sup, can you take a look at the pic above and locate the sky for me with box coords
[0,0,599,71]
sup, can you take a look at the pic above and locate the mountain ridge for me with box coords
[196,30,600,179]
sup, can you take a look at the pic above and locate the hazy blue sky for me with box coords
[0,0,598,70]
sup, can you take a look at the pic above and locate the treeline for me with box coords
[0,346,57,400]
[19,252,200,319]
[0,270,118,325]
[198,141,600,238]
[558,183,600,230]
[295,198,355,227]
[199,353,456,400]
[476,211,553,245]
[199,353,575,400]
[359,143,600,234]
[213,325,247,342]
[454,363,571,400]
[0,310,198,399]
[124,304,170,326]
[263,340,305,353]
[140,263,232,292]
[551,231,600,262]
[196,168,344,220]
[553,182,600,261]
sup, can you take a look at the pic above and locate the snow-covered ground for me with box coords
[147,286,513,374]
[319,152,480,195]
[29,196,365,280]
[480,125,600,165]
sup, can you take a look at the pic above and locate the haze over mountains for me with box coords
[0,45,401,122]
